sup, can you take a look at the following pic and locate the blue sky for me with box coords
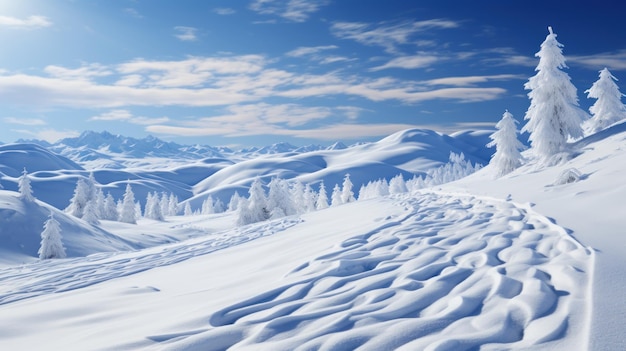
[0,0,625,147]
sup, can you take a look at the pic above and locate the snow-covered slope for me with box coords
[0,125,623,350]
[0,191,135,265]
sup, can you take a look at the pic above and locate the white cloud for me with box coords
[90,109,170,125]
[0,15,52,29]
[423,74,525,87]
[0,54,509,110]
[174,26,198,41]
[44,63,112,81]
[569,50,626,71]
[286,45,338,57]
[249,0,329,22]
[331,19,459,53]
[370,54,440,71]
[3,117,47,126]
[214,8,236,15]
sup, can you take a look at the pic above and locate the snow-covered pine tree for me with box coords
[267,178,297,218]
[38,212,66,259]
[228,191,242,212]
[183,202,193,216]
[341,174,356,203]
[303,184,317,212]
[316,181,329,210]
[103,192,119,220]
[389,174,408,194]
[66,178,90,218]
[19,168,35,202]
[585,67,626,133]
[331,184,342,206]
[168,193,179,216]
[119,183,137,224]
[487,110,526,177]
[522,26,587,159]
[82,199,100,225]
[201,196,215,214]
[237,178,269,226]
[160,192,169,217]
[214,198,225,213]
[145,192,164,221]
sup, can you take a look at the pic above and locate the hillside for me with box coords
[0,126,622,350]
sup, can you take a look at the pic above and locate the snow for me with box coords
[0,124,624,350]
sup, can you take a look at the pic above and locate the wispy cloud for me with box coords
[370,54,440,71]
[422,74,525,87]
[90,109,170,125]
[286,45,338,58]
[249,0,329,22]
[331,19,459,53]
[0,15,52,29]
[569,50,626,71]
[286,45,353,65]
[214,8,236,15]
[174,26,198,41]
[44,63,112,81]
[3,117,47,126]
[0,54,508,110]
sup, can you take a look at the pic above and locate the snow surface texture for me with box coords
[0,193,591,350]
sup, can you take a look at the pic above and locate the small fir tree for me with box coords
[315,181,329,210]
[341,174,355,203]
[103,192,119,220]
[119,183,137,224]
[183,202,193,216]
[487,110,526,177]
[38,212,66,259]
[331,184,342,207]
[522,26,587,159]
[585,67,626,133]
[18,168,35,202]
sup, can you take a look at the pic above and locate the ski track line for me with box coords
[159,192,593,351]
[0,218,302,306]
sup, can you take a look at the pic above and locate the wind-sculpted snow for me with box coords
[165,193,592,350]
[0,217,302,306]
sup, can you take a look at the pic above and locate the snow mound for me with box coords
[157,193,591,350]
[0,191,136,265]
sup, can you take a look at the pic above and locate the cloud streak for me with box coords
[174,26,198,41]
[332,19,459,53]
[0,15,52,29]
[249,0,329,22]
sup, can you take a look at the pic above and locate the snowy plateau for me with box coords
[0,123,624,351]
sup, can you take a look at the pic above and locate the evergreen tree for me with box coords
[145,192,164,220]
[237,178,269,226]
[331,184,342,206]
[201,196,215,214]
[18,168,35,202]
[487,110,526,177]
[228,191,242,211]
[267,178,297,218]
[316,181,329,210]
[103,192,119,220]
[168,193,179,216]
[585,67,626,133]
[389,174,408,194]
[214,198,225,213]
[341,174,355,203]
[522,26,587,159]
[119,183,137,224]
[302,184,317,212]
[38,212,66,259]
[82,199,100,225]
[183,202,193,216]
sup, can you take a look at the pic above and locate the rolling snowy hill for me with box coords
[0,125,623,350]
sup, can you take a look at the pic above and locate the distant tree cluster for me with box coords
[488,26,626,177]
[65,175,179,225]
[235,174,357,226]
